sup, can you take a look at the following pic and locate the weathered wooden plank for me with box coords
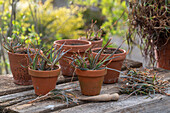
[0,95,36,112]
[55,94,170,113]
[0,59,142,96]
[2,82,119,113]
[4,100,79,113]
[0,75,33,96]
[3,60,170,113]
[0,82,78,108]
[55,69,170,113]
[0,75,78,96]
[121,59,142,70]
[1,69,169,113]
[0,90,34,103]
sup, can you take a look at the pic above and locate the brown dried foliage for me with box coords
[127,0,170,65]
[120,68,170,98]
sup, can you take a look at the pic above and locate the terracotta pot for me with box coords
[79,37,103,48]
[76,68,107,96]
[54,39,91,76]
[155,40,170,70]
[92,48,126,84]
[28,66,60,95]
[8,52,33,85]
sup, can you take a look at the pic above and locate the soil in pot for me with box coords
[8,50,36,85]
[76,68,107,96]
[93,48,123,54]
[66,43,85,45]
[28,66,60,95]
[79,37,103,48]
[54,39,91,77]
[92,48,126,84]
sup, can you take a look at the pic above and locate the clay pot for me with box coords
[28,66,60,95]
[54,39,91,76]
[79,37,103,48]
[76,68,107,96]
[8,52,33,85]
[155,40,170,70]
[92,48,126,84]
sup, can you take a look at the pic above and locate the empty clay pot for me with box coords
[8,52,33,85]
[155,40,170,70]
[92,48,126,84]
[28,66,60,95]
[54,39,91,76]
[76,68,107,96]
[79,37,103,48]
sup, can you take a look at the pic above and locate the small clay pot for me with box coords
[92,48,126,84]
[54,39,91,76]
[28,66,60,95]
[155,40,170,70]
[8,52,33,85]
[76,68,107,96]
[79,37,103,48]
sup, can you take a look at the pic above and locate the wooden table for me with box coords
[0,59,169,113]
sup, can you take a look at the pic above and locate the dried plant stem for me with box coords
[120,69,170,97]
[127,0,169,65]
[122,88,142,100]
[28,92,52,104]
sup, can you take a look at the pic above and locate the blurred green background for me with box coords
[0,0,129,74]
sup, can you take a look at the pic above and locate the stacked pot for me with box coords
[54,39,92,76]
[7,38,126,96]
[54,39,126,95]
[92,48,126,84]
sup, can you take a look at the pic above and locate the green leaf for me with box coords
[32,48,42,70]
[106,67,124,74]
[27,47,33,63]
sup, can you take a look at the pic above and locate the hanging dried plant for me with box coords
[127,0,170,66]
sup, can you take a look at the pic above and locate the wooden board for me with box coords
[0,59,142,96]
[1,81,169,113]
[0,75,78,96]
[56,94,170,113]
[1,82,120,113]
[121,59,142,70]
[0,75,33,96]
[1,71,170,113]
[2,59,170,113]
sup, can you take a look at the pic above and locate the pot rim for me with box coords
[92,47,126,61]
[79,37,103,42]
[92,47,126,56]
[91,38,103,43]
[28,65,61,78]
[7,48,38,56]
[8,51,29,56]
[54,39,91,48]
[54,39,92,52]
[75,67,107,77]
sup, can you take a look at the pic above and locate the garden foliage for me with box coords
[0,0,85,46]
[0,0,85,74]
[71,0,128,46]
